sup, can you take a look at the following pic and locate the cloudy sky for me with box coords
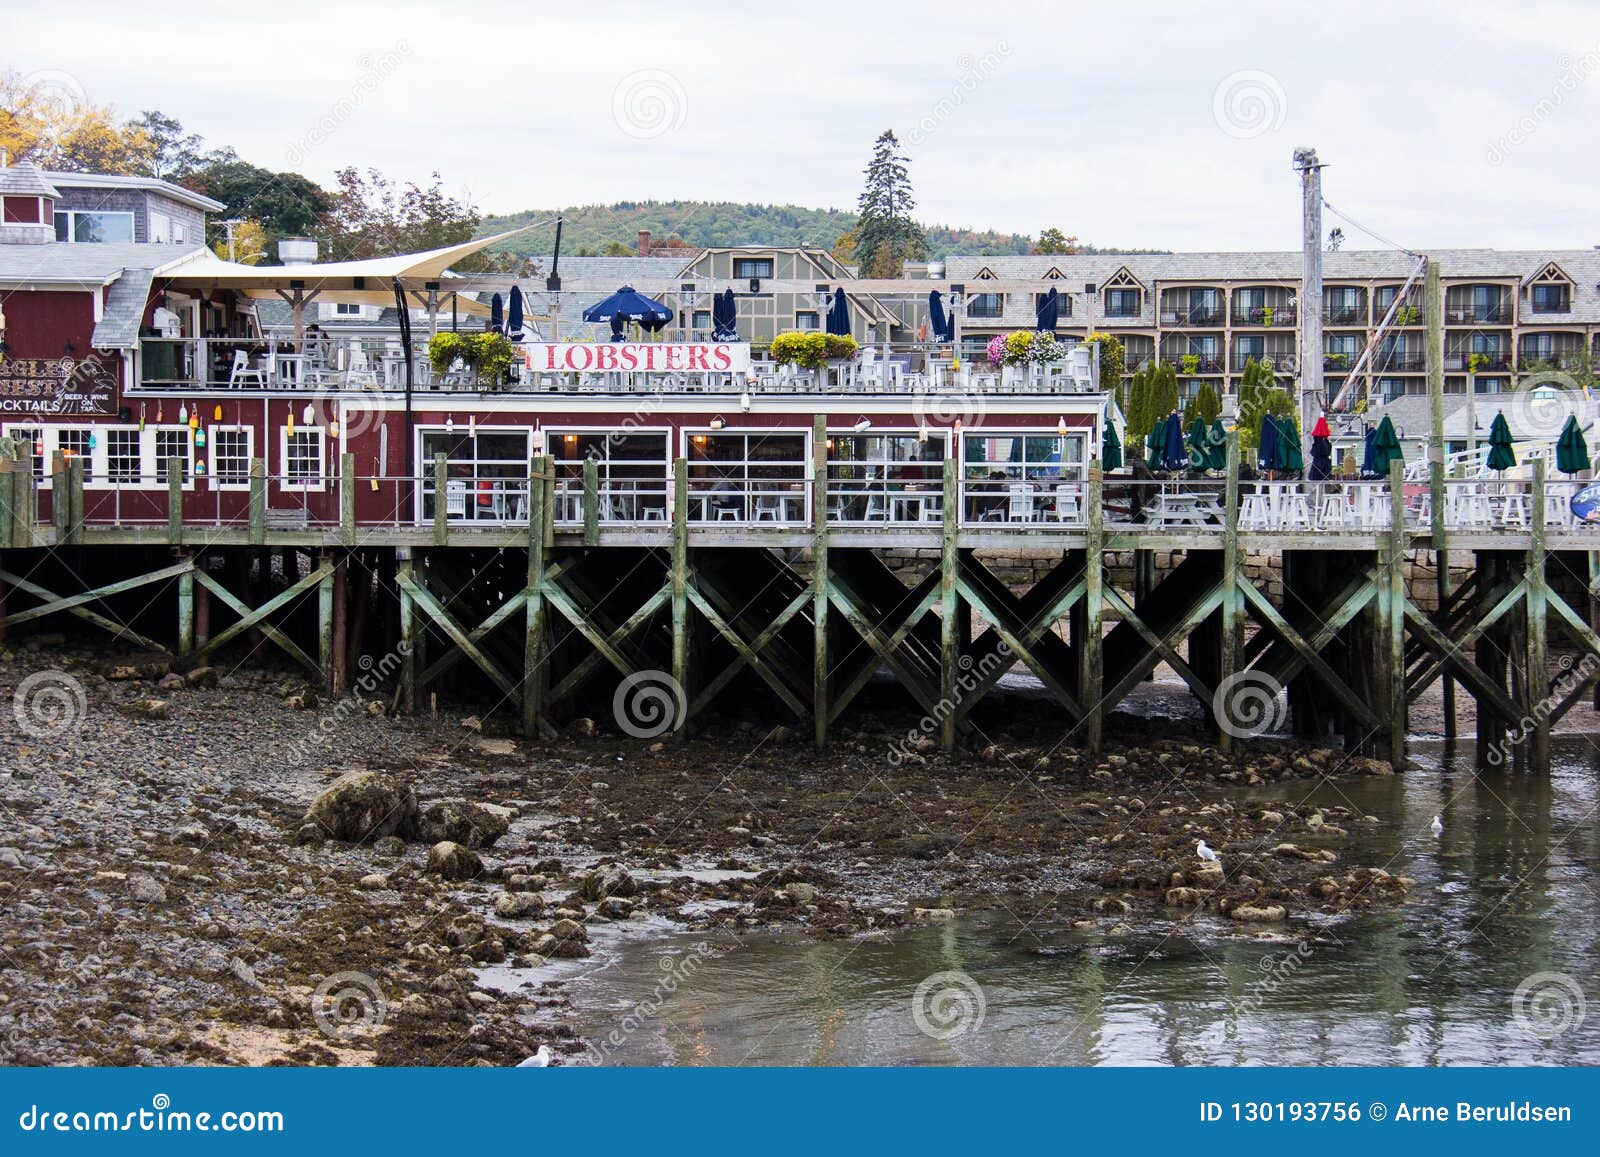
[8,0,1600,251]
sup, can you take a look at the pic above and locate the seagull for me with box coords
[1430,815,1444,838]
[1196,840,1219,863]
[516,1045,552,1068]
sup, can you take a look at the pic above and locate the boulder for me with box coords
[425,841,483,881]
[183,666,220,689]
[1228,904,1287,923]
[784,882,817,905]
[304,771,418,843]
[548,917,588,943]
[595,897,634,919]
[1163,887,1207,907]
[912,907,956,921]
[358,873,389,890]
[581,865,638,901]
[493,892,545,919]
[414,801,509,849]
[117,699,170,721]
[127,873,167,904]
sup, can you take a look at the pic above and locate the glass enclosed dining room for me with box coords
[685,429,809,523]
[549,430,671,522]
[825,431,949,523]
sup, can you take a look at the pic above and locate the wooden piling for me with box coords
[582,457,599,546]
[671,456,689,734]
[1526,460,1550,770]
[432,452,449,546]
[397,547,419,714]
[522,455,549,738]
[811,416,829,749]
[1385,458,1408,766]
[177,553,195,657]
[939,455,959,752]
[1081,462,1105,755]
[1217,433,1242,752]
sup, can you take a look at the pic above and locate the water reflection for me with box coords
[559,739,1600,1066]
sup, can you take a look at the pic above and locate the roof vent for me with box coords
[278,237,318,265]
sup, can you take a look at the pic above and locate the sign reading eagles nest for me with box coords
[0,357,119,415]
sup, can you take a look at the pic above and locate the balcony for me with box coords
[1378,303,1425,327]
[1444,305,1509,325]
[1323,353,1361,373]
[1231,304,1297,327]
[1373,352,1425,373]
[1443,352,1512,373]
[1174,354,1224,375]
[1322,305,1366,326]
[1159,306,1226,327]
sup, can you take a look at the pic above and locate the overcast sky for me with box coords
[8,0,1600,252]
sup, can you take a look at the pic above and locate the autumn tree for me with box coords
[853,130,926,278]
[1030,227,1080,255]
[0,71,150,172]
[319,167,525,272]
[213,218,268,265]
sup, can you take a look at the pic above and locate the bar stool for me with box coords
[1278,492,1313,530]
[1239,492,1272,529]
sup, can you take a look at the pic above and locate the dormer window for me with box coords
[1531,283,1570,314]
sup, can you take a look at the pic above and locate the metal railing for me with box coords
[1230,305,1298,327]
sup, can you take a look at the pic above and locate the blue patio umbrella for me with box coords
[1162,412,1185,471]
[826,288,852,336]
[489,292,504,333]
[928,291,950,343]
[582,286,673,327]
[1035,287,1060,333]
[506,286,524,339]
[711,289,738,340]
[1258,414,1280,473]
[1360,425,1377,476]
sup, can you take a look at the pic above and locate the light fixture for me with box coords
[739,391,751,413]
[563,432,576,443]
[709,415,726,431]
[692,433,707,445]
[853,417,870,433]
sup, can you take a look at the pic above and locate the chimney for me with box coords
[277,236,318,265]
[637,230,651,257]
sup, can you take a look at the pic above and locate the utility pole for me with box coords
[1294,147,1324,435]
[220,218,245,262]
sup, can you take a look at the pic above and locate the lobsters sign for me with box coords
[523,342,750,374]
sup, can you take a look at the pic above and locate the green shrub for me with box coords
[469,332,515,385]
[428,332,468,375]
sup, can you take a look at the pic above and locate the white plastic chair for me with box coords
[444,480,467,519]
[228,349,267,388]
[1007,481,1033,523]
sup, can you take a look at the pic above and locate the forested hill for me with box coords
[478,200,1048,259]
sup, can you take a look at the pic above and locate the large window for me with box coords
[1531,283,1570,314]
[420,428,532,521]
[107,429,141,482]
[550,430,668,522]
[967,293,1004,318]
[53,210,135,243]
[962,431,1087,523]
[1104,288,1140,317]
[733,257,774,280]
[685,430,807,523]
[794,311,820,331]
[826,432,948,524]
[156,429,191,483]
[212,427,254,487]
[282,428,325,490]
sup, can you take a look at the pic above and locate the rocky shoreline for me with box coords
[1,642,1413,1067]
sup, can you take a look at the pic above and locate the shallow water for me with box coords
[552,738,1600,1066]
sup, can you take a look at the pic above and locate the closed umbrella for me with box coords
[711,289,738,341]
[1162,412,1185,472]
[1207,419,1229,471]
[1486,411,1517,472]
[1370,415,1404,474]
[1186,417,1209,471]
[1556,414,1591,475]
[1275,418,1304,473]
[1035,287,1060,333]
[490,292,504,333]
[1146,421,1165,466]
[506,286,524,339]
[928,291,950,343]
[826,288,852,336]
[1101,421,1123,470]
[1309,414,1333,481]
[1258,414,1280,473]
[1360,425,1377,476]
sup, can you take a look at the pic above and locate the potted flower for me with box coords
[1180,353,1200,375]
[1468,352,1490,375]
[1261,306,1275,328]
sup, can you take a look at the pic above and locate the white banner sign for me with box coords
[523,342,750,374]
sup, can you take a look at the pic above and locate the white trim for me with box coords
[1,421,195,490]
[209,424,256,491]
[279,425,327,491]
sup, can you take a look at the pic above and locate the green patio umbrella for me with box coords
[1556,413,1591,475]
[1186,417,1209,471]
[1370,415,1404,475]
[1275,417,1305,473]
[1146,421,1164,465]
[1207,419,1229,471]
[1485,411,1516,472]
[1101,422,1123,470]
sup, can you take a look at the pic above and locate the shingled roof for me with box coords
[0,160,61,199]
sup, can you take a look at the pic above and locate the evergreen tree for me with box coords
[1193,381,1222,424]
[854,130,927,277]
